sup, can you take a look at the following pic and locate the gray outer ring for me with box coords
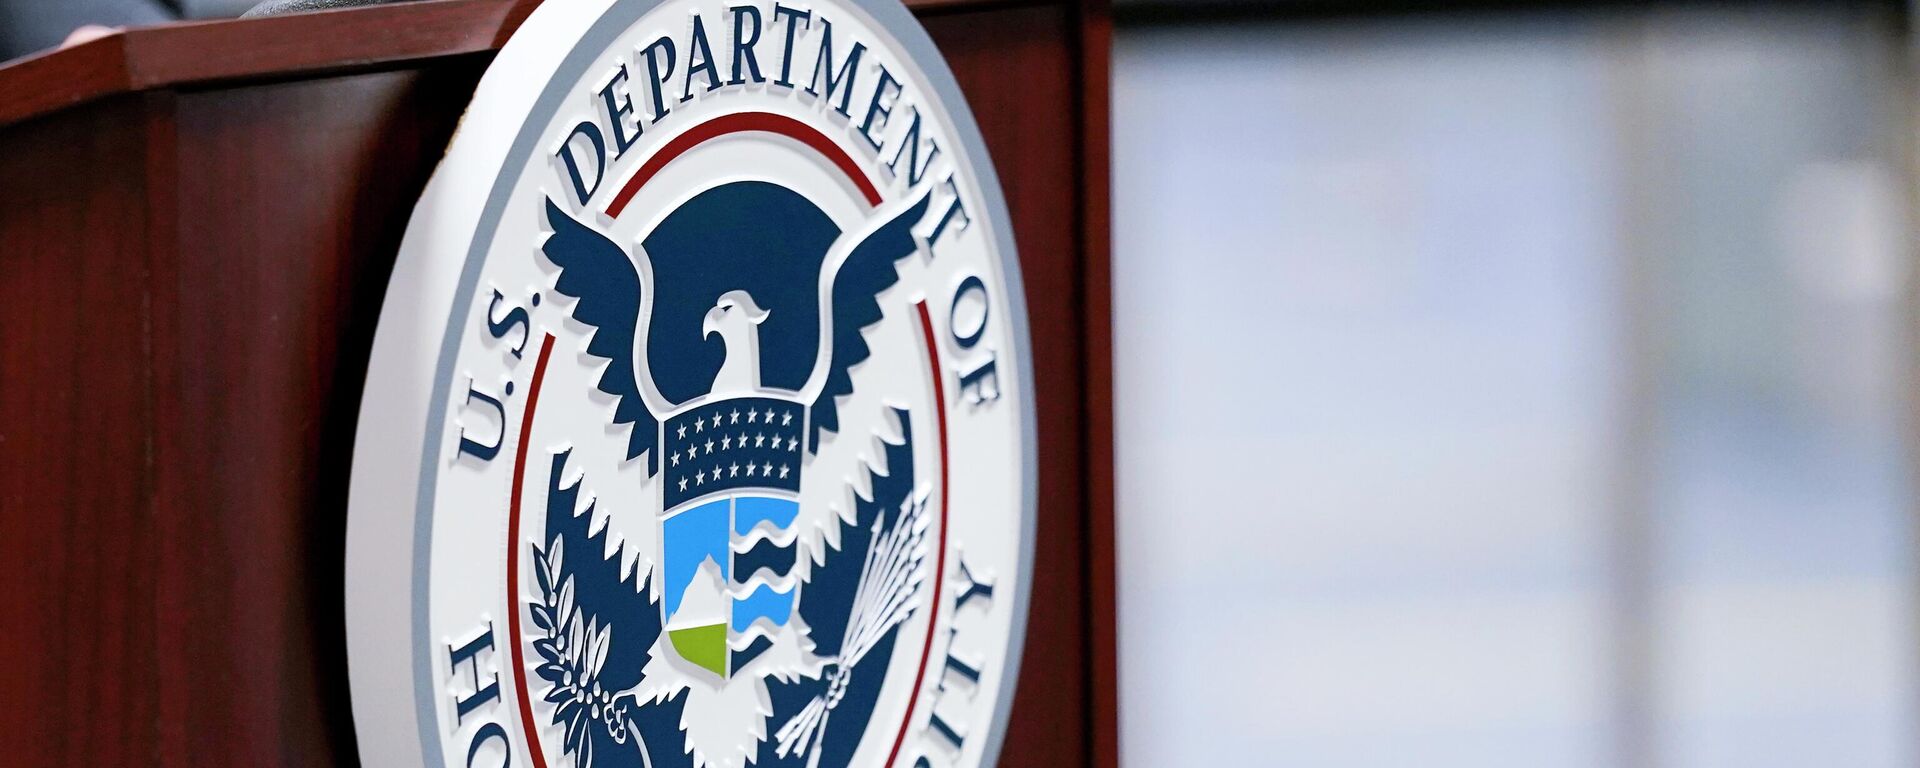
[394,0,1039,766]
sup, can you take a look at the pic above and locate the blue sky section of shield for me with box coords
[663,499,730,676]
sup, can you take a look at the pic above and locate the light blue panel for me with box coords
[663,499,731,618]
[731,582,796,631]
[734,496,799,535]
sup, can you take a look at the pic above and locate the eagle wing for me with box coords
[532,449,681,767]
[542,198,660,470]
[806,190,933,452]
[775,407,929,760]
[539,197,669,614]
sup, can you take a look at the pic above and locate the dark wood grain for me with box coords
[149,64,487,766]
[1072,0,1119,764]
[0,0,1111,765]
[0,94,160,766]
[0,0,536,125]
[0,0,1054,127]
[922,8,1090,767]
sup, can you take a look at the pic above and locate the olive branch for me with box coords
[530,535,634,767]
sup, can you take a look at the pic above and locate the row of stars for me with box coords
[669,431,800,467]
[679,461,793,491]
[676,406,795,439]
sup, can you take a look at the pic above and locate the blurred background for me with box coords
[1113,1,1916,766]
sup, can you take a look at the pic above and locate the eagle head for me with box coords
[703,290,770,393]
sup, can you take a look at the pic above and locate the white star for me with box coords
[778,465,790,479]
[745,464,757,477]
[687,447,698,462]
[705,439,715,455]
[695,470,706,484]
[695,419,704,434]
[711,413,722,428]
[671,453,680,467]
[730,409,741,424]
[766,407,778,423]
[754,433,766,448]
[678,477,688,492]
[747,409,758,424]
[722,436,732,450]
[763,461,774,476]
[787,438,798,452]
[729,463,740,477]
[677,424,687,439]
[781,411,793,426]
[712,464,722,480]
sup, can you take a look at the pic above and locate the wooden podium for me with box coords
[0,1,1113,765]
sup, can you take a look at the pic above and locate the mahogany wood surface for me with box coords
[1073,0,1118,764]
[0,1,1113,766]
[0,0,1065,127]
[0,94,161,766]
[923,8,1084,767]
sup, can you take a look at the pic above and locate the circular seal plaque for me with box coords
[343,0,1036,766]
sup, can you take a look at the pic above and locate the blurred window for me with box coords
[1112,4,1911,766]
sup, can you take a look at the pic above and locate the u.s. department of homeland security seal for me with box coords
[343,0,1036,766]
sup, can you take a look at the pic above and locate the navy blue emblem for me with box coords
[528,179,935,768]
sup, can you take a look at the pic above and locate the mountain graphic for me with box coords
[670,556,729,676]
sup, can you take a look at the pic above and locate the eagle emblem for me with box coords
[526,179,937,768]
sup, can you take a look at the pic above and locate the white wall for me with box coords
[1112,8,1912,766]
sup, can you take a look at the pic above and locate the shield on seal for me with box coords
[642,181,834,681]
[657,395,806,679]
